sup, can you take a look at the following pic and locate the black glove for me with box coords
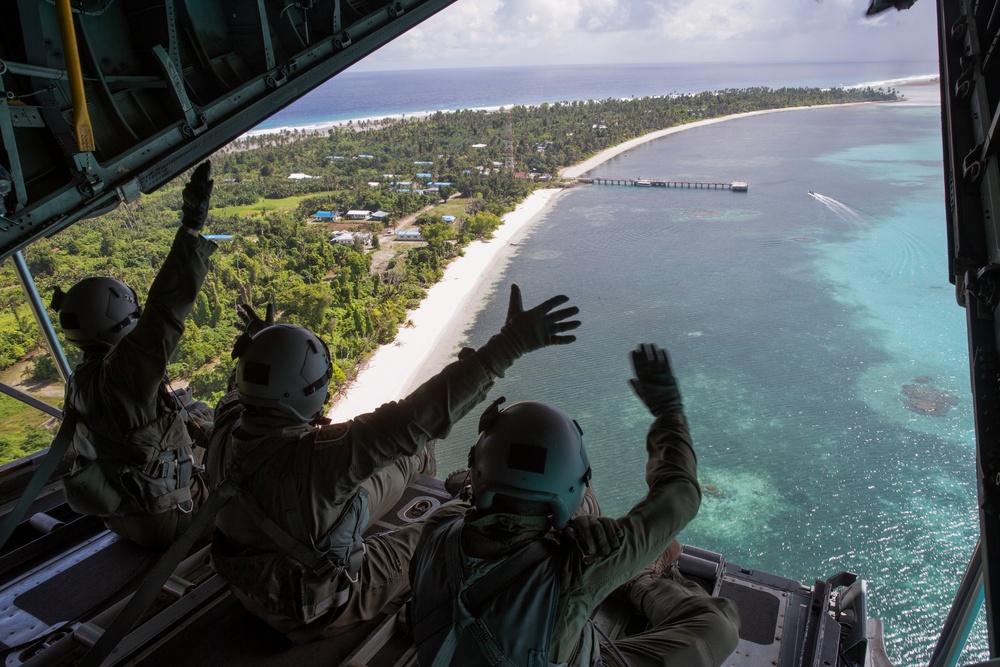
[181,161,214,231]
[628,343,682,416]
[562,515,624,560]
[477,284,580,377]
[231,303,275,359]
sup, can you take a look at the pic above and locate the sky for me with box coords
[352,0,938,71]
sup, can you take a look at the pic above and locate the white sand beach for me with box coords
[326,81,939,421]
[327,187,565,420]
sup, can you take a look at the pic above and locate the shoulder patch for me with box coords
[313,422,350,446]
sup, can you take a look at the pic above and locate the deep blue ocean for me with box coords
[254,61,937,129]
[267,62,975,664]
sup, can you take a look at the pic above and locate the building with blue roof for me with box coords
[442,216,456,223]
[396,229,423,241]
[416,172,433,179]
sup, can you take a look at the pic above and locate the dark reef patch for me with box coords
[901,379,959,416]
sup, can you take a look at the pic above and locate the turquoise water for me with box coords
[426,104,983,665]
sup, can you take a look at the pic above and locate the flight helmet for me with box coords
[51,277,142,350]
[469,399,591,528]
[236,324,333,423]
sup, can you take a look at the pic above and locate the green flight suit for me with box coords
[205,349,496,640]
[65,228,216,550]
[413,412,741,667]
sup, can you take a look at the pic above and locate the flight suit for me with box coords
[412,412,741,667]
[205,348,496,639]
[65,228,216,550]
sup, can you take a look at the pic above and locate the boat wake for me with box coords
[807,191,864,227]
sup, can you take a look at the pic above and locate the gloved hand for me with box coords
[181,161,214,231]
[628,343,682,416]
[231,303,275,359]
[477,284,580,377]
[237,303,274,337]
[562,515,624,560]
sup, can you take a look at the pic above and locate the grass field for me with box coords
[433,197,470,221]
[0,391,61,465]
[211,194,315,218]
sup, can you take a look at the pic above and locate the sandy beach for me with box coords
[327,81,940,421]
[327,187,566,420]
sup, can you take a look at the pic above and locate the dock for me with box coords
[578,177,749,192]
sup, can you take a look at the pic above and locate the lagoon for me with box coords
[410,102,979,665]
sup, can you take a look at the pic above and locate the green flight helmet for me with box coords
[469,400,591,529]
[236,324,333,423]
[51,277,142,350]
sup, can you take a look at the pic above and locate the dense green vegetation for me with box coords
[0,86,896,463]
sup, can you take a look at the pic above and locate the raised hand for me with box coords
[181,161,214,231]
[478,284,580,377]
[628,343,682,416]
[500,283,580,353]
[236,302,275,337]
[232,302,275,359]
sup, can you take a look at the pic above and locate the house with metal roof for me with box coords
[330,231,372,246]
[395,229,423,241]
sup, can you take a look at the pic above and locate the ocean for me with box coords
[266,63,972,664]
[254,61,938,129]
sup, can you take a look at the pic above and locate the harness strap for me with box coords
[77,428,293,667]
[428,520,554,667]
[230,428,365,579]
[147,485,194,513]
[0,409,78,551]
[233,488,330,573]
[429,521,472,667]
[464,538,553,611]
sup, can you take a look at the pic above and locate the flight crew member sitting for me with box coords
[52,162,217,550]
[409,343,741,667]
[205,285,581,642]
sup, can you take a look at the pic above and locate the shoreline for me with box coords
[327,187,566,420]
[246,75,939,140]
[326,82,939,421]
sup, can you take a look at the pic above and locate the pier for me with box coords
[578,177,749,192]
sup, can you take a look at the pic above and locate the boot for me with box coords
[647,538,682,578]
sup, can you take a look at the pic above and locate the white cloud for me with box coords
[352,0,937,71]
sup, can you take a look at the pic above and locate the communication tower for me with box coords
[505,109,515,171]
